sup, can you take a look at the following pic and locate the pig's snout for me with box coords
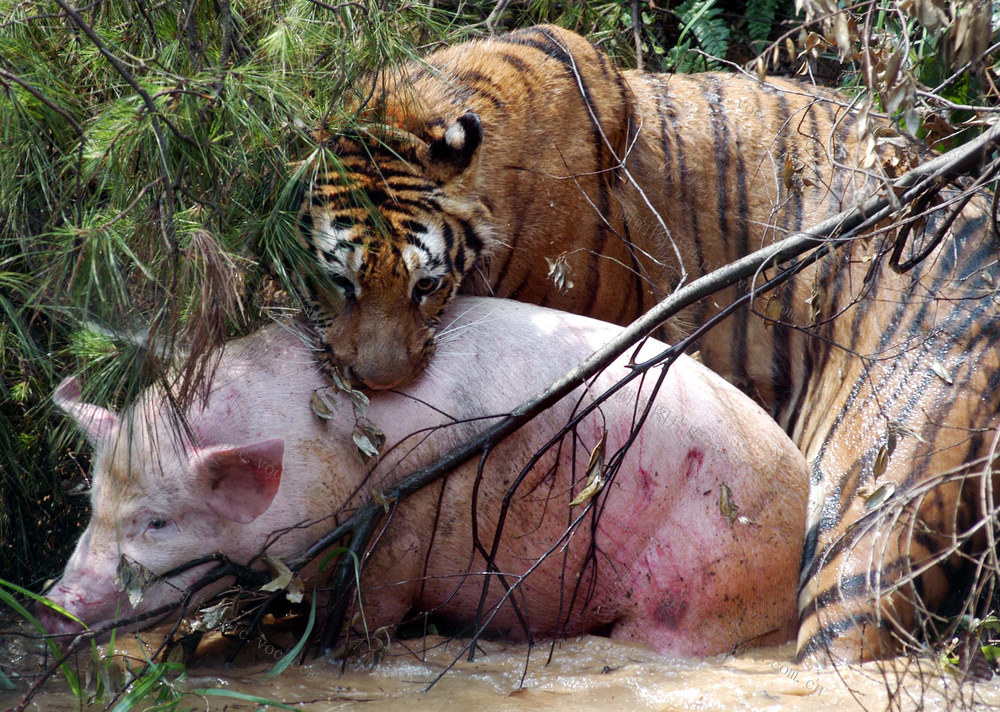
[37,578,111,639]
[37,596,86,638]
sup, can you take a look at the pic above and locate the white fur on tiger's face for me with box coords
[297,114,491,389]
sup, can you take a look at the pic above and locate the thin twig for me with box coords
[631,0,643,72]
[216,0,234,75]
[0,1,100,29]
[485,0,510,33]
[303,0,368,13]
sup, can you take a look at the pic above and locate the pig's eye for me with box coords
[146,518,169,532]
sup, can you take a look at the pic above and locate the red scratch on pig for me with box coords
[683,449,704,479]
[636,466,656,495]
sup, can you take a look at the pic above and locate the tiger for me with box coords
[291,24,1000,663]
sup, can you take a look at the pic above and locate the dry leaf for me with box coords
[763,295,783,328]
[194,600,234,631]
[903,106,920,136]
[805,283,825,324]
[860,482,896,510]
[328,368,371,414]
[941,0,991,68]
[904,0,948,32]
[800,31,830,60]
[886,74,916,116]
[284,576,304,604]
[833,12,851,58]
[117,557,155,609]
[349,388,370,412]
[570,433,606,507]
[856,97,872,141]
[930,361,954,385]
[310,387,338,420]
[860,132,879,169]
[330,366,352,392]
[782,155,799,192]
[719,484,740,524]
[260,555,294,593]
[371,487,395,513]
[922,113,955,146]
[872,444,889,478]
[545,252,575,292]
[882,51,902,91]
[353,418,386,462]
[260,555,304,603]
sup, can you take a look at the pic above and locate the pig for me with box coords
[40,297,807,656]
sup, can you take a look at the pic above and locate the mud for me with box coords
[4,630,998,711]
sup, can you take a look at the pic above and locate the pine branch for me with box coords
[50,0,178,254]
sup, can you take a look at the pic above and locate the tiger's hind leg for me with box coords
[796,462,991,662]
[791,246,1000,663]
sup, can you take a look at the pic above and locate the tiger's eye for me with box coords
[413,276,441,299]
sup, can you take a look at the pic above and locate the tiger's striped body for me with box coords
[295,25,1000,661]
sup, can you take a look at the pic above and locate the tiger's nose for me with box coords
[347,364,408,391]
[358,373,406,390]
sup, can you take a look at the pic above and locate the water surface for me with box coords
[4,631,998,711]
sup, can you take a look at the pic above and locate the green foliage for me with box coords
[265,595,317,679]
[107,660,187,712]
[744,0,782,52]
[1,576,297,710]
[1,579,84,697]
[667,0,733,71]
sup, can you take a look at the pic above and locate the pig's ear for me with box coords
[53,377,120,445]
[190,438,284,524]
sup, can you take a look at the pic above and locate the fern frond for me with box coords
[669,0,732,71]
[745,0,781,51]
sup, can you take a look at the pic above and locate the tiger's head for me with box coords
[296,112,494,390]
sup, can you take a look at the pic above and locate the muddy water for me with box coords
[4,632,1000,711]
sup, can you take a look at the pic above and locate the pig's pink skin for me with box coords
[43,297,807,655]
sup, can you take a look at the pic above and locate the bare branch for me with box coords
[485,0,511,33]
[631,0,643,72]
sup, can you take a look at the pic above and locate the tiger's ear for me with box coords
[421,112,483,183]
